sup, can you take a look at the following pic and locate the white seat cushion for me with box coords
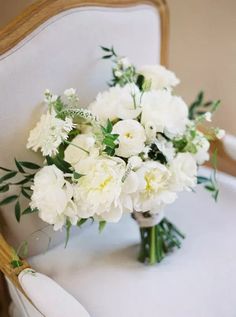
[19,168,236,317]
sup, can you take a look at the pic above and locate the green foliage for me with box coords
[189,91,221,120]
[197,150,219,201]
[148,143,167,164]
[138,217,185,264]
[65,218,72,248]
[77,218,88,227]
[99,220,106,233]
[46,154,72,173]
[0,160,40,222]
[101,120,119,156]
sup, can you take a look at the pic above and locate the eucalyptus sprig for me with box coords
[197,150,219,201]
[189,91,220,120]
[0,160,40,222]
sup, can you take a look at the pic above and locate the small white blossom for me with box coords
[64,88,76,98]
[112,119,146,158]
[215,128,225,139]
[204,112,212,122]
[192,131,210,164]
[27,110,75,157]
[118,57,131,69]
[138,65,180,90]
[44,89,58,104]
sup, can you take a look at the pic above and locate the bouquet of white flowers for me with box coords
[0,46,225,265]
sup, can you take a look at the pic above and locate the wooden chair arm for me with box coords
[0,233,30,296]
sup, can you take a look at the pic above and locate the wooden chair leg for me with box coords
[0,271,11,317]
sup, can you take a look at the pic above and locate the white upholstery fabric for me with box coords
[18,269,90,317]
[0,5,161,254]
[13,167,234,317]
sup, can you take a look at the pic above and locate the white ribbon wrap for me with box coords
[18,269,90,317]
[133,211,164,228]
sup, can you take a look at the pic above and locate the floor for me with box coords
[0,272,10,317]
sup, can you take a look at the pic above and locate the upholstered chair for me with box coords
[0,1,235,316]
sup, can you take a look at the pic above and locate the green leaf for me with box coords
[197,176,209,184]
[0,166,11,172]
[46,155,72,173]
[15,201,21,222]
[22,207,38,215]
[100,46,111,52]
[10,259,23,268]
[99,220,106,233]
[106,119,113,133]
[14,159,25,173]
[19,161,41,170]
[77,218,87,227]
[65,219,72,248]
[0,171,17,184]
[0,184,9,193]
[73,172,84,180]
[102,55,113,59]
[17,241,29,258]
[0,195,18,206]
[21,188,31,200]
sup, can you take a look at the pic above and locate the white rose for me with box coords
[192,132,210,164]
[141,90,188,137]
[64,134,96,167]
[133,161,177,213]
[169,153,197,191]
[112,119,146,158]
[88,84,141,122]
[138,65,180,90]
[27,110,75,157]
[74,157,127,222]
[30,165,78,230]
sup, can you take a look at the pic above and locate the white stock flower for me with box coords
[192,131,210,164]
[89,84,141,122]
[30,165,78,230]
[141,90,188,137]
[133,161,177,214]
[64,134,96,167]
[74,157,130,222]
[27,110,75,157]
[112,119,146,158]
[169,153,197,191]
[138,65,180,90]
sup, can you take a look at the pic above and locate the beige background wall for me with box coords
[0,0,235,134]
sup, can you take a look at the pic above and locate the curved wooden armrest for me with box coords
[0,233,30,295]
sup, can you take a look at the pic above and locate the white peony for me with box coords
[192,131,210,164]
[169,153,197,191]
[30,165,78,230]
[112,119,146,158]
[27,110,75,157]
[64,134,96,167]
[89,84,141,122]
[133,161,177,214]
[141,90,188,137]
[138,64,180,90]
[73,156,135,222]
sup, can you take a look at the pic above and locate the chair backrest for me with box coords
[0,0,169,255]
